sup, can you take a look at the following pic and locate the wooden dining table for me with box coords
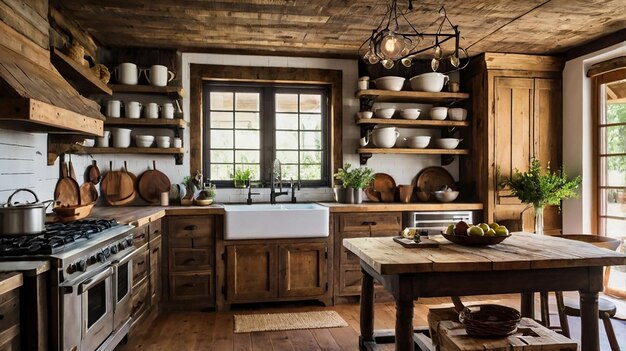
[343,233,626,351]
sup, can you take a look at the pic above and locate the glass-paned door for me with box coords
[598,74,626,297]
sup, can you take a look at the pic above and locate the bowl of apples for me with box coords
[441,221,511,246]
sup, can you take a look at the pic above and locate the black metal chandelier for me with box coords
[359,0,469,71]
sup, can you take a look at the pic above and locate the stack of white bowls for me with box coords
[135,135,154,148]
[156,136,170,148]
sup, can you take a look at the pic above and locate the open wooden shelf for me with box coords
[357,147,469,155]
[78,147,184,155]
[108,84,184,99]
[356,118,469,128]
[105,117,187,128]
[50,48,112,96]
[356,89,469,103]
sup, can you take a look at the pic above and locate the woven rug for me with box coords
[234,311,348,333]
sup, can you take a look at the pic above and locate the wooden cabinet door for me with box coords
[226,244,278,302]
[149,238,162,304]
[279,243,327,298]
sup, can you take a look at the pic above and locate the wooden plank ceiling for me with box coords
[52,0,625,58]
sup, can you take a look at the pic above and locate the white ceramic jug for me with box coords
[105,100,122,118]
[125,101,142,119]
[371,127,399,148]
[144,103,159,118]
[115,63,140,85]
[111,128,132,148]
[161,102,175,119]
[145,65,175,87]
[97,130,111,147]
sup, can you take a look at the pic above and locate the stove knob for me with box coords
[88,255,97,265]
[118,242,126,250]
[103,248,111,258]
[67,263,76,274]
[97,252,106,263]
[76,260,87,272]
[111,245,119,254]
[126,238,133,247]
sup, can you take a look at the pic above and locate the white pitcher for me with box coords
[161,102,175,119]
[125,101,142,119]
[105,100,122,118]
[145,65,175,87]
[115,63,140,85]
[371,127,399,148]
[144,103,159,119]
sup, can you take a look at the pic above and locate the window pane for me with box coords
[276,113,298,130]
[276,131,299,149]
[210,164,233,181]
[235,93,260,111]
[235,112,260,129]
[300,94,321,113]
[606,189,626,217]
[606,218,626,236]
[210,130,233,148]
[276,94,298,112]
[210,112,233,129]
[301,164,321,180]
[300,151,322,164]
[281,164,298,180]
[235,130,260,149]
[210,92,233,110]
[604,125,626,154]
[276,151,299,163]
[235,150,260,164]
[301,131,322,149]
[605,80,626,123]
[211,150,233,163]
[606,156,626,187]
[300,114,322,130]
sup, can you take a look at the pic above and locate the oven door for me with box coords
[112,250,134,330]
[79,266,114,351]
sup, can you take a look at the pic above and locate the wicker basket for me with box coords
[66,42,84,64]
[459,304,521,338]
[91,64,111,84]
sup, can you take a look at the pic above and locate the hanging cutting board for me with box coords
[86,160,101,184]
[54,161,80,207]
[137,160,171,204]
[101,161,135,205]
[412,166,455,202]
[80,182,99,204]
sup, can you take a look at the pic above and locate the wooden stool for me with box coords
[560,296,621,351]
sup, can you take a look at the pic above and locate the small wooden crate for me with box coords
[437,317,577,351]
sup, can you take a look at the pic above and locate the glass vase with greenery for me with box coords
[231,168,253,188]
[505,158,581,234]
[333,163,375,204]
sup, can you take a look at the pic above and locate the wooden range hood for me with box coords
[0,43,104,136]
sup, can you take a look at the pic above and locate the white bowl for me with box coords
[357,111,373,119]
[399,108,421,120]
[409,72,449,92]
[371,126,399,148]
[432,190,459,202]
[448,108,467,121]
[157,140,171,148]
[83,139,95,147]
[135,135,154,148]
[375,108,395,119]
[430,107,448,120]
[435,138,462,149]
[373,76,405,91]
[404,136,430,149]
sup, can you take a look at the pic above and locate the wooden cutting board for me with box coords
[80,182,98,204]
[101,161,135,205]
[54,161,80,207]
[412,167,455,202]
[138,160,171,204]
[371,173,396,203]
[86,160,101,184]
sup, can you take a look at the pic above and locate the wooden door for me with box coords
[226,244,278,302]
[279,243,327,298]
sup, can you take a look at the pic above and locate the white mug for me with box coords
[161,103,175,119]
[144,103,159,118]
[173,137,182,148]
[105,100,122,118]
[97,130,111,147]
[125,101,142,119]
[116,63,140,85]
[358,80,369,90]
[145,65,175,87]
[359,135,369,147]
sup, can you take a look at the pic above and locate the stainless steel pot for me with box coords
[0,188,51,235]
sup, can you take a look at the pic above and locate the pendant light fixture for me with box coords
[359,1,469,71]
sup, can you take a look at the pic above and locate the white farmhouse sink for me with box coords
[223,203,329,240]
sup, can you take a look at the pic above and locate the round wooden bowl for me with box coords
[441,233,511,246]
[459,304,521,338]
[193,198,213,206]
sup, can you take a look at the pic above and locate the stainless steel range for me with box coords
[0,219,136,351]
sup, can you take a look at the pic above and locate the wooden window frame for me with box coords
[190,64,342,187]
[202,82,331,186]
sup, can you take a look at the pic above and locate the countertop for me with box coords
[0,272,23,294]
[0,261,50,277]
[90,202,483,225]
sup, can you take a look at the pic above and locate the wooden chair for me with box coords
[539,234,622,351]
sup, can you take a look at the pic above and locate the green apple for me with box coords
[446,224,455,235]
[495,226,509,236]
[478,223,490,232]
[467,226,485,236]
[485,228,496,236]
[489,222,500,229]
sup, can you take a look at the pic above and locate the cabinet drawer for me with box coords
[168,236,212,249]
[170,248,212,271]
[0,289,20,336]
[338,213,402,234]
[340,268,384,297]
[341,248,361,267]
[132,225,149,248]
[131,278,149,320]
[132,248,149,286]
[149,219,162,241]
[169,272,212,300]
[168,216,214,239]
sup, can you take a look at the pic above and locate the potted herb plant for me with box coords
[231,168,253,188]
[333,163,375,204]
[505,158,581,235]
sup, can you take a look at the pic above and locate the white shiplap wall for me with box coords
[0,54,460,204]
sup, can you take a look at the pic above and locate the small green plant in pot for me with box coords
[333,163,375,204]
[231,168,253,188]
[505,158,581,235]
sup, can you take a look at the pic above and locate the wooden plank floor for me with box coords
[117,294,626,351]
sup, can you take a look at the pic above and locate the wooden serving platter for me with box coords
[393,236,439,248]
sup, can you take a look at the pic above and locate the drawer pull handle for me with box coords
[361,221,377,226]
[184,225,198,231]
[137,260,145,266]
[152,248,159,253]
[183,258,196,264]
[135,234,146,239]
[183,283,196,288]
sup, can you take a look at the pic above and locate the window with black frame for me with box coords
[203,82,330,187]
